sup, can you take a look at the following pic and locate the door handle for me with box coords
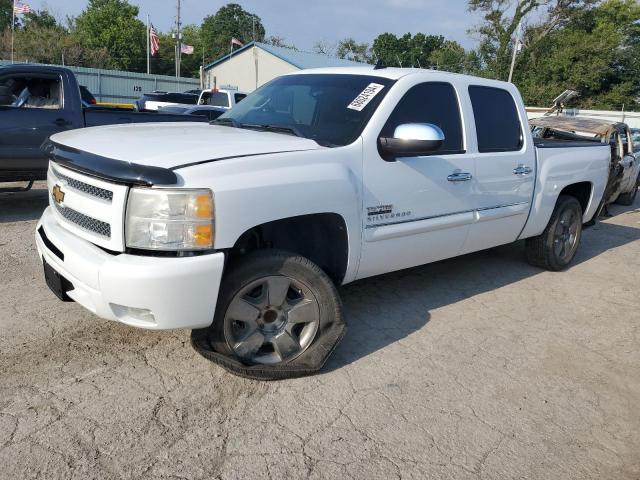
[53,118,69,126]
[513,165,532,175]
[447,172,473,182]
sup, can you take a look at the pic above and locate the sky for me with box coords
[27,0,483,51]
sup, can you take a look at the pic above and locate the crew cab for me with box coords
[35,67,610,379]
[0,65,208,185]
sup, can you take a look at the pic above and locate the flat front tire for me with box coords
[525,195,583,271]
[193,250,344,379]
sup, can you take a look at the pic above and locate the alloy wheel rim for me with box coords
[223,275,320,365]
[553,208,579,262]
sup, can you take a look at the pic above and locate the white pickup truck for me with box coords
[36,67,610,379]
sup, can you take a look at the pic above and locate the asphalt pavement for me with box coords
[1,182,639,479]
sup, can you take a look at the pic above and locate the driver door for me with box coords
[0,73,72,180]
[357,81,476,280]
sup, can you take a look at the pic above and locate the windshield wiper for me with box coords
[210,117,240,128]
[239,123,303,138]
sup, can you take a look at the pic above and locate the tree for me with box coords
[372,33,445,68]
[312,40,336,56]
[263,35,296,50]
[468,0,596,79]
[23,9,59,30]
[74,0,146,71]
[200,4,264,64]
[428,40,481,73]
[0,0,14,31]
[514,0,640,109]
[336,38,373,63]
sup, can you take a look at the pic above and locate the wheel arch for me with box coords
[559,181,593,216]
[228,212,350,285]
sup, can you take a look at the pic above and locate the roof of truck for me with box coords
[290,66,514,86]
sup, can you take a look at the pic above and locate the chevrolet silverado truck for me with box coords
[0,64,207,187]
[35,67,610,379]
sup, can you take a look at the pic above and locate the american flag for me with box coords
[149,24,160,56]
[180,43,194,55]
[13,1,32,14]
[231,37,243,48]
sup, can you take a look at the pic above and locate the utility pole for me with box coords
[146,14,150,74]
[175,0,182,79]
[507,43,517,83]
[11,0,15,63]
[508,16,523,83]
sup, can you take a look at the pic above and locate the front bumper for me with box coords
[35,206,225,330]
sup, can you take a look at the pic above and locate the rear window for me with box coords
[203,92,230,108]
[469,86,523,153]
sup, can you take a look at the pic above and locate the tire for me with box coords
[192,249,345,379]
[525,195,583,271]
[615,175,639,206]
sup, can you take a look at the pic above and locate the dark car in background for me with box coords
[0,64,208,185]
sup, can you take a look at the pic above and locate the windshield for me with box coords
[217,74,394,147]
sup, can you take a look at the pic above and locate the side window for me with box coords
[469,85,522,153]
[0,75,62,110]
[381,82,464,154]
[234,93,246,103]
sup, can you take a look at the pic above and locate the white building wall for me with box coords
[206,46,300,92]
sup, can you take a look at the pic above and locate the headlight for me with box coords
[125,188,214,251]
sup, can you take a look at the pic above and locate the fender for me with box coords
[176,142,363,283]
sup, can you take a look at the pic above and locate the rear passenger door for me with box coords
[461,85,535,254]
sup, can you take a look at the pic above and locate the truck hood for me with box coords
[50,122,323,170]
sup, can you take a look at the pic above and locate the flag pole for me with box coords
[11,0,16,63]
[146,14,150,74]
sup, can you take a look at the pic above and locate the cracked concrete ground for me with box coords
[1,182,639,479]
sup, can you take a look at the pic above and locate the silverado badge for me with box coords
[52,184,65,204]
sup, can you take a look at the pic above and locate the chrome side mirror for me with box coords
[378,123,445,160]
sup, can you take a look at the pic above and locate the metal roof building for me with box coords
[204,41,365,92]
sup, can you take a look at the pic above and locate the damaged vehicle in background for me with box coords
[531,116,640,208]
[36,67,610,379]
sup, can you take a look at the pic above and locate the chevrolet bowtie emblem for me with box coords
[52,184,65,204]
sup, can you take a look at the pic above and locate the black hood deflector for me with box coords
[44,140,178,186]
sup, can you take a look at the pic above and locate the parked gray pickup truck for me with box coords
[0,65,207,186]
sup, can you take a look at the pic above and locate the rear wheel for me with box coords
[526,195,583,271]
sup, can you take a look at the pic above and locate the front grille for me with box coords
[52,167,113,202]
[53,201,111,238]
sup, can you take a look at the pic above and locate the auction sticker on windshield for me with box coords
[347,83,385,111]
